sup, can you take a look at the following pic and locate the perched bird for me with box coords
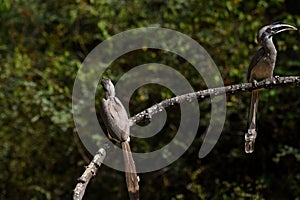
[100,78,139,200]
[245,22,297,153]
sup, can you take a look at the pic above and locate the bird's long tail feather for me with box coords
[122,141,139,200]
[245,90,259,153]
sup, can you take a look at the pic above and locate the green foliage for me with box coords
[1,0,300,199]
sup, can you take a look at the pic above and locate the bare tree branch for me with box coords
[73,143,110,200]
[129,76,300,125]
[74,76,300,199]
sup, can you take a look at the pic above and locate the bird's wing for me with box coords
[100,97,130,142]
[111,97,130,140]
[247,47,265,81]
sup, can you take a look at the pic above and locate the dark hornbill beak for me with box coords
[271,23,297,35]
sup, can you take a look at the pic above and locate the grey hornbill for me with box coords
[245,22,297,153]
[100,78,139,200]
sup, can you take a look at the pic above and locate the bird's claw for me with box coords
[252,80,259,88]
[274,75,280,82]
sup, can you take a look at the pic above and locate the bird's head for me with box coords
[257,22,297,45]
[101,78,115,98]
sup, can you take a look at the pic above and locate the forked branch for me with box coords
[74,76,300,200]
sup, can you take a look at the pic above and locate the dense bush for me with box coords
[1,0,300,199]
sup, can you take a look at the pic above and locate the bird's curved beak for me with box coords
[271,23,297,35]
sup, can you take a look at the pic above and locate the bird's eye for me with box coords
[266,28,271,33]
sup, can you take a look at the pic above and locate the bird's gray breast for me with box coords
[248,51,276,81]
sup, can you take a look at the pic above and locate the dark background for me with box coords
[1,0,300,199]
